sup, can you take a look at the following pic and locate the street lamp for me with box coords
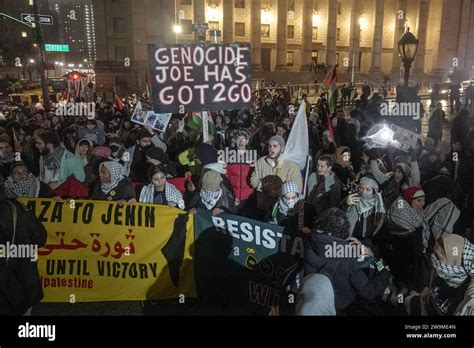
[398,28,419,87]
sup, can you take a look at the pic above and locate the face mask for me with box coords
[285,198,297,209]
[360,191,373,200]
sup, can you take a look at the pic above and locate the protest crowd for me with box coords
[0,76,473,317]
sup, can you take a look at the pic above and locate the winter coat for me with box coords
[0,198,47,315]
[250,157,303,193]
[304,232,390,311]
[91,178,136,201]
[225,163,254,201]
[188,184,237,214]
[423,174,463,208]
[307,174,342,216]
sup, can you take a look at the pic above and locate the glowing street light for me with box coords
[29,59,35,64]
[312,11,321,27]
[21,31,27,38]
[261,8,272,24]
[173,24,182,34]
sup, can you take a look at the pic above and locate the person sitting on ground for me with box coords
[188,169,236,216]
[4,162,53,198]
[91,161,136,203]
[139,165,184,209]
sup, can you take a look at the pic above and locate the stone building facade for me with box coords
[92,0,474,95]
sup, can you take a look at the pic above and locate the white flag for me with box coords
[280,100,309,170]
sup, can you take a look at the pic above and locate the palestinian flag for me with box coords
[186,112,215,134]
[324,65,338,112]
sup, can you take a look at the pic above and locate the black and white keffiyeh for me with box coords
[100,161,126,194]
[4,173,40,198]
[139,182,185,209]
[346,176,385,234]
[40,145,65,182]
[387,197,460,250]
[431,238,474,288]
[200,188,222,210]
[278,180,303,216]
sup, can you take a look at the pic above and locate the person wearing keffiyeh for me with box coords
[139,165,184,209]
[271,180,316,234]
[343,176,385,247]
[4,162,53,198]
[386,186,460,291]
[188,169,236,215]
[91,161,136,202]
[383,234,473,316]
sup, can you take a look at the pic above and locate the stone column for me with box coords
[223,0,234,44]
[391,0,407,73]
[275,0,288,71]
[325,0,338,67]
[412,0,428,73]
[300,0,313,71]
[193,0,206,42]
[348,0,362,72]
[456,0,472,70]
[251,0,262,71]
[369,0,385,72]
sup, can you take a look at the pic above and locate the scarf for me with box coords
[431,235,474,288]
[200,188,222,210]
[346,177,385,236]
[4,174,40,198]
[139,182,185,209]
[41,146,65,182]
[100,161,126,194]
[387,197,460,250]
[278,180,303,216]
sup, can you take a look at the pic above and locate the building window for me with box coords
[336,28,341,41]
[209,21,219,30]
[287,51,294,66]
[180,0,191,5]
[113,17,125,33]
[287,25,294,39]
[312,51,318,64]
[235,22,245,36]
[116,76,128,87]
[235,0,245,8]
[312,27,318,40]
[288,0,295,11]
[337,2,342,15]
[261,24,270,37]
[115,46,127,62]
[181,19,193,34]
[336,53,340,65]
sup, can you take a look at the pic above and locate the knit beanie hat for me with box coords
[201,170,223,191]
[402,186,425,206]
[268,135,285,148]
[195,143,218,166]
[146,146,168,164]
[394,162,411,180]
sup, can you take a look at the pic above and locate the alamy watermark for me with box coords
[0,242,39,262]
[55,102,96,119]
[218,147,258,167]
[380,101,421,120]
[324,241,365,262]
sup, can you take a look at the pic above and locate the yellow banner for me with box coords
[19,198,196,302]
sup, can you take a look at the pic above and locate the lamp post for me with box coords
[398,28,419,87]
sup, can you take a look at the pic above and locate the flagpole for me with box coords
[303,155,312,198]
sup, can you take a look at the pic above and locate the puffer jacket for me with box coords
[225,163,254,201]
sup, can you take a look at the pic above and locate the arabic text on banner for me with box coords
[19,199,196,302]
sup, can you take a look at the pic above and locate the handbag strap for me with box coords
[5,200,17,266]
